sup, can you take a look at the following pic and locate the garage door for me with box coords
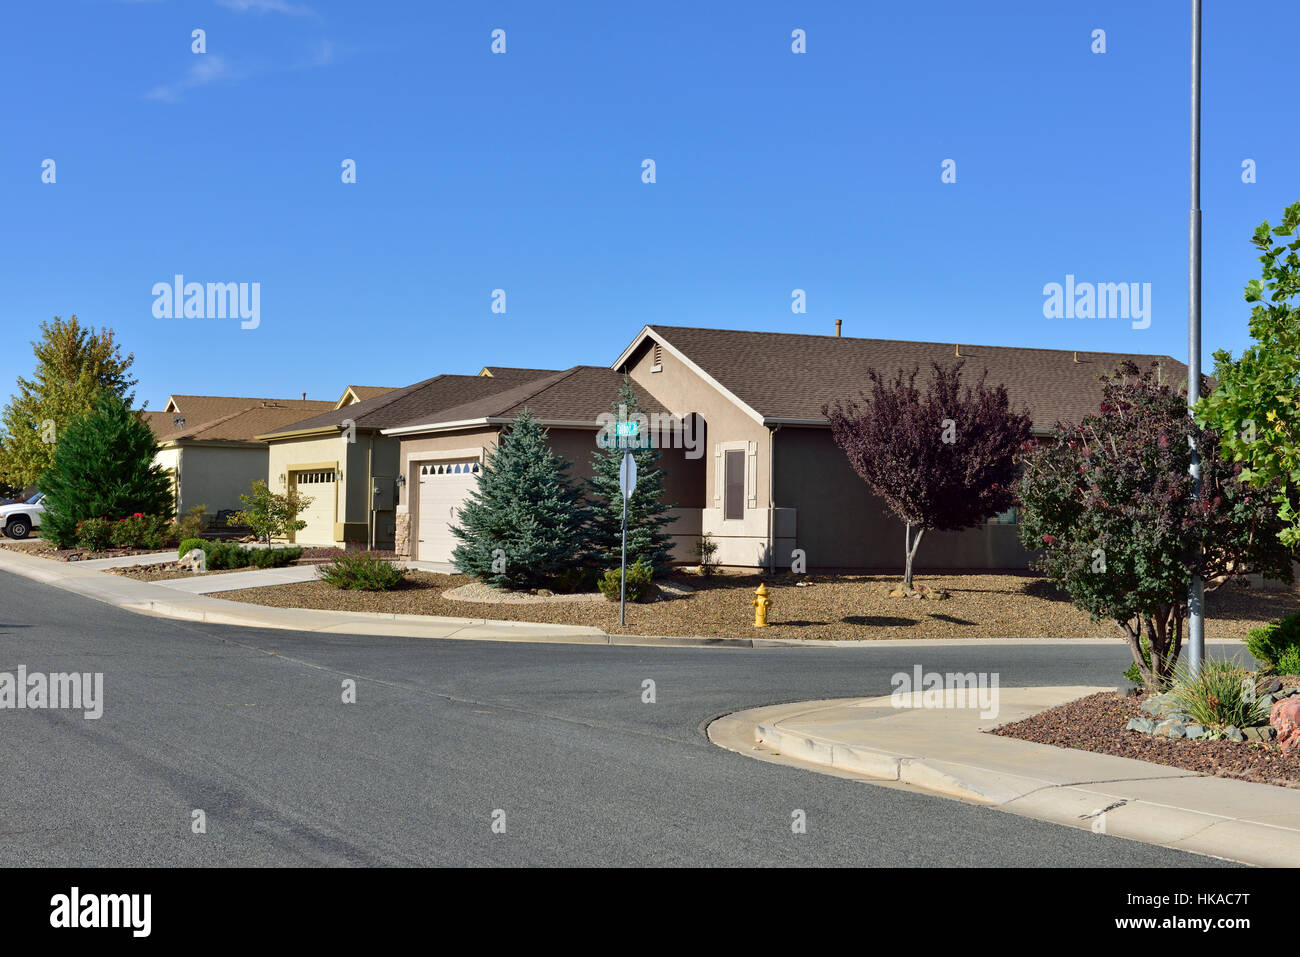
[416,459,480,563]
[291,469,336,544]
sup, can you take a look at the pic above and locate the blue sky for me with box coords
[0,0,1294,411]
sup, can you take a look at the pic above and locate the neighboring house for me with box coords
[381,367,698,564]
[609,324,1191,571]
[257,369,556,548]
[147,395,336,520]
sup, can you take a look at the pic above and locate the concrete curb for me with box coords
[711,694,1300,866]
[0,546,1251,651]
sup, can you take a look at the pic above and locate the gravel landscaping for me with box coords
[991,691,1300,789]
[0,538,173,562]
[216,569,1299,641]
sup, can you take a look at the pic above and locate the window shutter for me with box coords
[713,445,723,508]
[746,442,758,509]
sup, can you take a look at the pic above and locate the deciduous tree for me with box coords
[1018,363,1292,689]
[824,362,1031,586]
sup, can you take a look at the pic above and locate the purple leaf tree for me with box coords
[824,362,1032,587]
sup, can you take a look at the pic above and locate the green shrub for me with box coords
[247,546,301,569]
[319,553,406,591]
[173,505,207,543]
[1123,633,1153,686]
[1246,613,1300,674]
[178,538,207,559]
[1167,658,1271,729]
[73,513,170,550]
[74,517,114,551]
[694,533,720,576]
[598,558,656,602]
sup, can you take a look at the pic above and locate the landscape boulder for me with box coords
[1271,697,1300,752]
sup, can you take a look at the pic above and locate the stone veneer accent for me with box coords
[394,512,411,558]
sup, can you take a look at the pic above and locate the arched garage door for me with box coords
[416,460,480,563]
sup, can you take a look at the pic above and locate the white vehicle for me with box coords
[0,492,45,539]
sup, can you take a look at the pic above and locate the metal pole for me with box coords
[620,450,628,627]
[1187,0,1204,677]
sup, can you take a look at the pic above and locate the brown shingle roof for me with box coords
[165,394,333,424]
[259,371,560,438]
[385,367,667,432]
[159,404,350,445]
[640,325,1188,430]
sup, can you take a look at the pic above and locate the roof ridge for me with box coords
[646,324,1178,362]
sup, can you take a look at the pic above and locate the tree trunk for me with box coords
[903,523,925,588]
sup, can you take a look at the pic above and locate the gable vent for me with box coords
[651,342,663,372]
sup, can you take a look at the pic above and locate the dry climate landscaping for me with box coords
[217,569,1299,641]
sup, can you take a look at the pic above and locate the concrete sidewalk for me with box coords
[156,563,322,593]
[0,546,759,647]
[710,688,1300,866]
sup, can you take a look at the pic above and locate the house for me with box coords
[382,366,700,564]
[256,369,557,548]
[609,324,1191,570]
[147,394,336,520]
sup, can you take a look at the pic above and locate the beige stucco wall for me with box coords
[773,426,1033,571]
[622,337,773,565]
[264,430,400,547]
[169,445,269,517]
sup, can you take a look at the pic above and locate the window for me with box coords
[724,449,745,520]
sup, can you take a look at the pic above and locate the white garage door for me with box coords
[291,469,336,544]
[416,459,480,563]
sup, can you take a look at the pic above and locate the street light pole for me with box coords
[1187,0,1205,677]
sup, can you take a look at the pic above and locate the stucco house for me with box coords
[609,324,1190,570]
[256,369,556,548]
[147,394,336,520]
[382,367,699,564]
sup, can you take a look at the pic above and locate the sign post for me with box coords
[617,423,639,627]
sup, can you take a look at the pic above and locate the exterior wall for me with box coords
[394,423,703,563]
[172,445,269,518]
[153,447,181,514]
[623,337,773,566]
[264,432,400,548]
[396,426,500,559]
[266,433,344,543]
[773,426,1033,571]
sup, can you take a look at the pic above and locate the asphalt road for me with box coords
[0,571,1227,867]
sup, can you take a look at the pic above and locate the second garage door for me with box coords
[291,469,336,544]
[416,459,480,563]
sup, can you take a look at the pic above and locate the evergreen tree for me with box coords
[0,317,136,489]
[588,377,676,574]
[41,392,173,546]
[450,409,593,588]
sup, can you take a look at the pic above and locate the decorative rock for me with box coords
[1242,725,1276,744]
[1126,717,1158,734]
[1225,726,1245,742]
[1156,718,1187,738]
[1259,676,1282,695]
[1184,725,1207,740]
[1270,697,1300,752]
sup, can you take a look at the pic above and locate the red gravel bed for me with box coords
[991,691,1300,789]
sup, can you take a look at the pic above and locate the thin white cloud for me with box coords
[145,55,236,102]
[216,0,315,16]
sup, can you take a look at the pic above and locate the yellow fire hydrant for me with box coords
[752,582,772,627]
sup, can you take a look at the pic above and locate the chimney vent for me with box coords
[955,344,962,357]
[301,392,307,401]
[834,319,842,338]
